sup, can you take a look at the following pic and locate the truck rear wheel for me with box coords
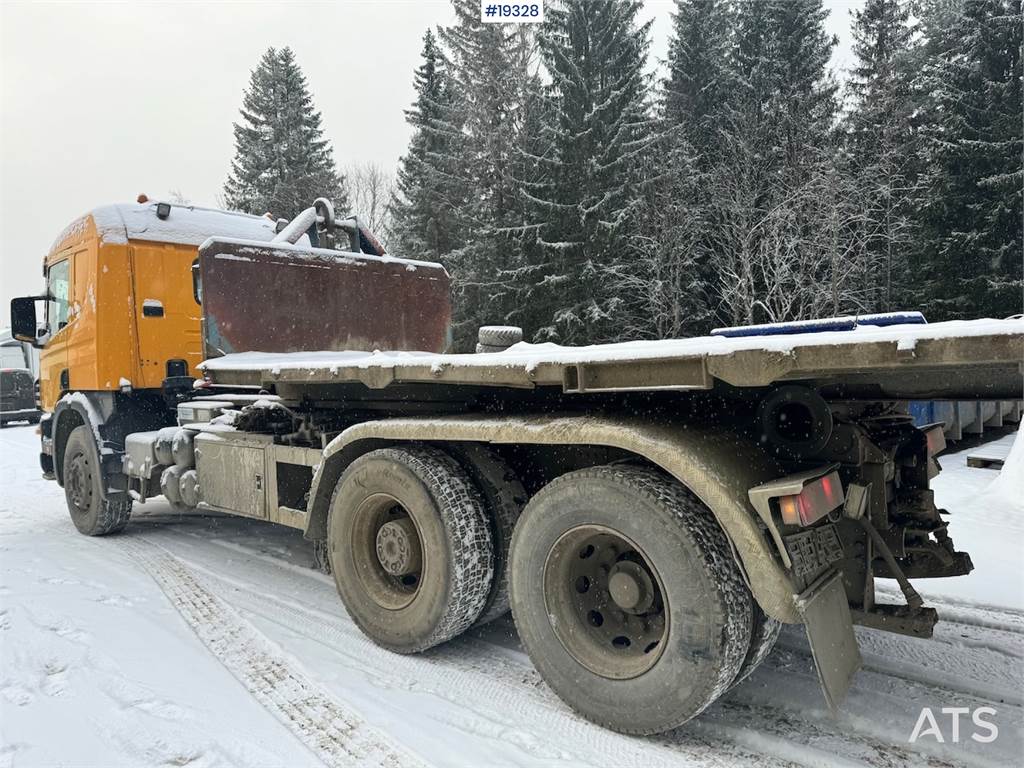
[328,446,493,653]
[731,602,781,689]
[445,444,525,626]
[509,465,752,735]
[63,425,132,536]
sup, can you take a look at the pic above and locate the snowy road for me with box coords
[2,424,1022,768]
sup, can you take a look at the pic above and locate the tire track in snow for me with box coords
[774,627,1023,707]
[178,553,761,768]
[148,529,932,768]
[877,584,1024,635]
[119,537,428,768]
[141,523,1023,768]
[190,555,971,768]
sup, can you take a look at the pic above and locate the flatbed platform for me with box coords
[200,318,1024,401]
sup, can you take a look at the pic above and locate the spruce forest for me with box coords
[225,0,1023,351]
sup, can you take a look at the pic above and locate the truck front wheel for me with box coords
[509,465,752,735]
[63,425,132,536]
[328,446,494,653]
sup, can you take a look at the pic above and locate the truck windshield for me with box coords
[47,260,70,330]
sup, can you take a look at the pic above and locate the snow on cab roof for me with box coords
[50,201,278,253]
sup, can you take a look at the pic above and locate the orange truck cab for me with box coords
[9,199,279,488]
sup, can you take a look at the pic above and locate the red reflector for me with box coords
[924,425,946,458]
[778,471,845,526]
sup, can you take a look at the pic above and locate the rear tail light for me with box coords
[776,471,845,526]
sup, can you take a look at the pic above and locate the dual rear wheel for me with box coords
[510,466,760,733]
[327,445,505,653]
[327,446,774,734]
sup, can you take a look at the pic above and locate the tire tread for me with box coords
[330,445,493,652]
[511,464,752,734]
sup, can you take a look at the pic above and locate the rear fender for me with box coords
[305,414,803,623]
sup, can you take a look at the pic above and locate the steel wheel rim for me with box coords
[349,493,425,610]
[543,524,668,680]
[67,452,93,512]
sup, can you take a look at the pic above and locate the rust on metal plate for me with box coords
[198,239,452,359]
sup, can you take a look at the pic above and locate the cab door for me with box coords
[129,242,204,389]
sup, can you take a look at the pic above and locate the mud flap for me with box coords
[796,569,861,713]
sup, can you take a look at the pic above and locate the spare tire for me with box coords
[478,326,523,349]
[475,342,509,354]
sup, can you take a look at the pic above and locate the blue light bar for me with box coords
[710,311,927,338]
[854,311,927,328]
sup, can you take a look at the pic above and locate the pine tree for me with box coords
[911,0,1023,319]
[224,47,346,219]
[704,0,840,325]
[652,0,734,338]
[663,0,732,161]
[500,70,554,333]
[845,0,918,311]
[621,142,716,338]
[436,2,538,349]
[733,0,838,171]
[390,30,466,263]
[521,0,655,343]
[848,0,914,139]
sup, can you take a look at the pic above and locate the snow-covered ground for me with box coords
[1,423,1022,768]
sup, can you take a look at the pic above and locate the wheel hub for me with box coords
[543,525,668,680]
[67,454,92,511]
[350,494,425,611]
[375,517,422,576]
[608,561,654,613]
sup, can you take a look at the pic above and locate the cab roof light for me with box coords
[777,471,845,527]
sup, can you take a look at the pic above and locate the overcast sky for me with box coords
[0,0,862,310]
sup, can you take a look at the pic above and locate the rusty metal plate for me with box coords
[198,239,452,359]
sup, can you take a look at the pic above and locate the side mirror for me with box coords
[10,296,46,346]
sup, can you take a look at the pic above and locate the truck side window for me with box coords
[47,260,71,330]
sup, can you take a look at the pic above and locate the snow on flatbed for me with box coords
[199,317,1024,373]
[2,424,1023,767]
